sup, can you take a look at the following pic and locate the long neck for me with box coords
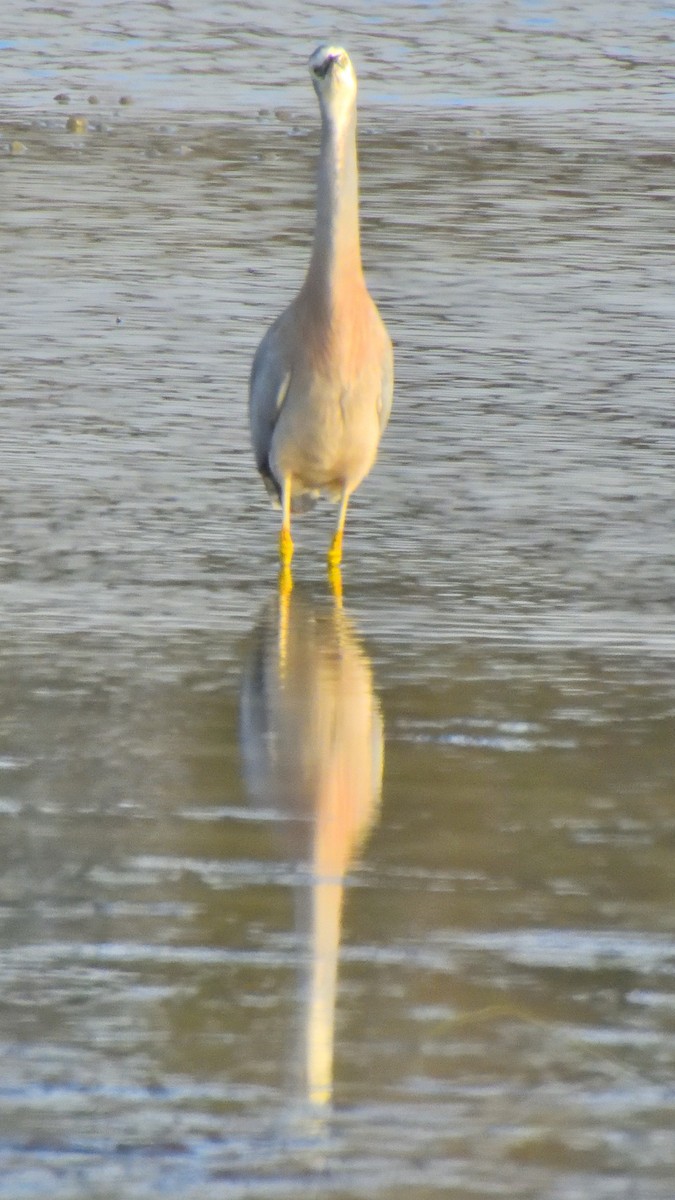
[305,104,363,306]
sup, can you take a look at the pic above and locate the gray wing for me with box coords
[248,314,292,494]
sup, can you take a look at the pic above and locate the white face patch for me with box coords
[308,44,348,77]
[308,45,358,124]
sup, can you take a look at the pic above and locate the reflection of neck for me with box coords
[305,103,363,310]
[303,878,343,1107]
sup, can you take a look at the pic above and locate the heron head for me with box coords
[308,45,357,118]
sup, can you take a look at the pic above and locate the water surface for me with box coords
[1,2,675,1197]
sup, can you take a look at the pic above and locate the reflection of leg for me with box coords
[279,562,293,599]
[279,475,294,568]
[278,569,291,677]
[327,563,343,608]
[327,487,351,569]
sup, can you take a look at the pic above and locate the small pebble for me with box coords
[55,92,70,104]
[119,95,133,106]
[88,94,100,105]
[66,115,88,133]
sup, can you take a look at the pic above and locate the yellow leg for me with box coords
[327,487,351,569]
[327,529,343,569]
[279,475,294,568]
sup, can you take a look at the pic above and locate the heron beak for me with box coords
[314,55,336,79]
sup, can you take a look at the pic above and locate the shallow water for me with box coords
[2,2,675,1197]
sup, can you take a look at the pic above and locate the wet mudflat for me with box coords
[1,2,675,1197]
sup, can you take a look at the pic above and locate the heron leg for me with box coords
[327,487,351,569]
[279,475,294,568]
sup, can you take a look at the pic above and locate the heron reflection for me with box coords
[240,589,383,1107]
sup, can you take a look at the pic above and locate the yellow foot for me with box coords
[327,530,343,569]
[279,526,294,568]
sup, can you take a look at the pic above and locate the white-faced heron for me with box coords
[249,45,394,576]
